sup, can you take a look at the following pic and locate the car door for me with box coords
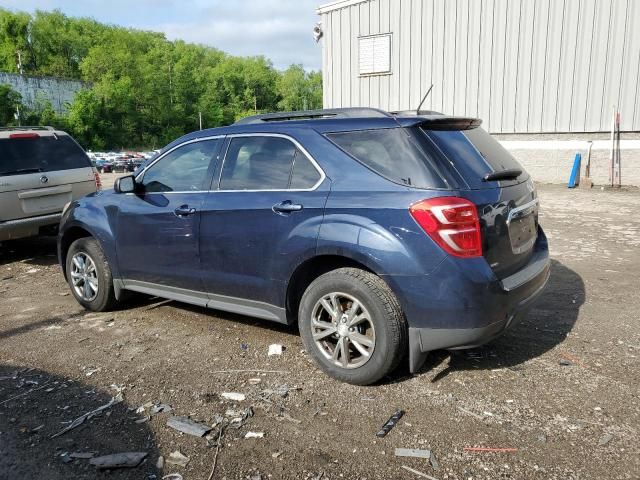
[199,133,329,321]
[116,137,222,296]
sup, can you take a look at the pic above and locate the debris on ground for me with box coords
[463,446,518,453]
[559,359,574,366]
[89,452,147,469]
[167,415,212,437]
[395,448,431,459]
[70,452,95,459]
[248,378,261,385]
[162,474,183,480]
[51,386,124,438]
[260,384,298,399]
[221,392,246,401]
[598,433,614,446]
[401,465,439,480]
[272,451,282,459]
[156,456,164,469]
[376,410,405,437]
[268,344,283,356]
[226,406,254,429]
[166,450,190,467]
[244,431,264,438]
[456,406,484,420]
[151,403,172,415]
[429,451,440,470]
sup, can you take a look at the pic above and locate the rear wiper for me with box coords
[482,169,522,182]
[0,168,43,176]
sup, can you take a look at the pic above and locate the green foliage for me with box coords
[277,65,323,111]
[0,8,323,149]
[0,83,21,124]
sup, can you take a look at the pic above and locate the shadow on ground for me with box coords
[0,236,59,267]
[420,259,585,382]
[0,365,161,479]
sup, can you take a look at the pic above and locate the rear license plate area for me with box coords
[508,213,537,254]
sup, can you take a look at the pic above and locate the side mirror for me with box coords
[114,175,136,194]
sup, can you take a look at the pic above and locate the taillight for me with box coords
[409,197,482,258]
[93,169,102,191]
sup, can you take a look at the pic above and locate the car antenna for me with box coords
[416,84,434,115]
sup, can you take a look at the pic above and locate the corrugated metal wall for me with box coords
[320,0,640,133]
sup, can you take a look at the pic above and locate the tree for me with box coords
[0,83,21,125]
[277,65,323,112]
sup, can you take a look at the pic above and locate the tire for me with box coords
[66,237,118,312]
[298,268,407,385]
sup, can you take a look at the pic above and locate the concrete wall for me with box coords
[318,0,640,134]
[495,134,640,187]
[0,72,86,114]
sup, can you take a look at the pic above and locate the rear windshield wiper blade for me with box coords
[482,169,522,182]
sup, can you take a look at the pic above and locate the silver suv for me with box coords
[0,126,99,242]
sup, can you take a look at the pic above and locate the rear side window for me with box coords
[0,135,90,175]
[424,127,524,186]
[326,128,451,189]
[220,136,321,191]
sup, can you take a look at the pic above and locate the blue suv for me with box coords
[58,108,549,385]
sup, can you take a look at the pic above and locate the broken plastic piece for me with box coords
[221,392,246,401]
[376,410,404,437]
[89,452,147,469]
[395,448,431,459]
[167,416,212,437]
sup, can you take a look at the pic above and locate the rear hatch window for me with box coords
[423,127,527,189]
[0,135,91,176]
[326,128,459,189]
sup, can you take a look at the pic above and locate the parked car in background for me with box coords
[58,108,549,385]
[94,159,113,173]
[1,126,100,242]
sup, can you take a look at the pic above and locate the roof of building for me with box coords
[316,0,369,15]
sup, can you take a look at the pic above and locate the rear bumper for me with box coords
[386,228,550,372]
[0,212,62,242]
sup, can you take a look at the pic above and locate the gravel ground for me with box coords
[0,184,639,480]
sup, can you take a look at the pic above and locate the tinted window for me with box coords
[0,135,90,175]
[290,151,321,189]
[141,139,219,192]
[327,128,451,189]
[220,137,298,190]
[425,127,524,184]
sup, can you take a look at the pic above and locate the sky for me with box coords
[0,0,324,70]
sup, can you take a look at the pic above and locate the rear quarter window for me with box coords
[326,128,454,189]
[0,135,90,175]
[424,127,525,186]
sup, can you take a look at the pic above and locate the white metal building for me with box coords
[316,0,640,134]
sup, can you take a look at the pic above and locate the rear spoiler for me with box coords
[395,115,482,131]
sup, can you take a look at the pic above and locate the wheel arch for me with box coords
[59,225,94,281]
[285,254,377,324]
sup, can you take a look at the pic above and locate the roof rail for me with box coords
[0,126,55,132]
[234,108,391,125]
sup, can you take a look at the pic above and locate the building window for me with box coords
[358,33,391,76]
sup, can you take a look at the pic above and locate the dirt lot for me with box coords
[1,184,639,480]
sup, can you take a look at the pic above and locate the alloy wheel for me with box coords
[311,292,376,369]
[70,252,99,301]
